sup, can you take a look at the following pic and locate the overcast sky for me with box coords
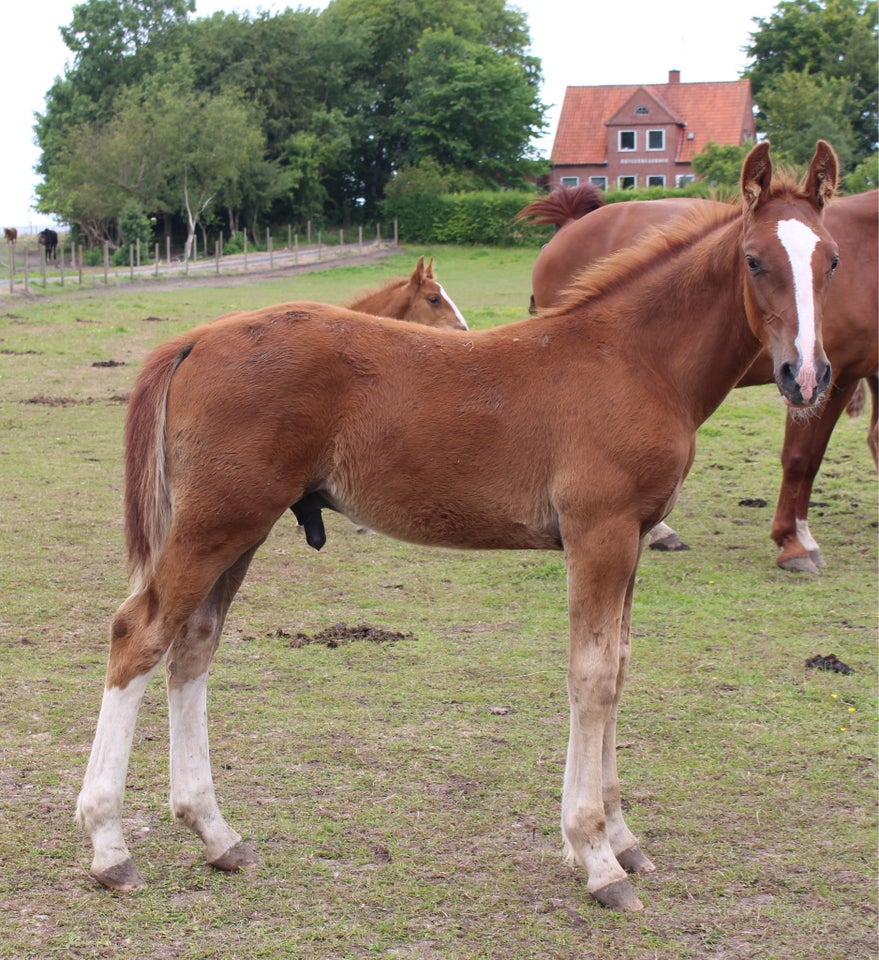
[0,0,779,229]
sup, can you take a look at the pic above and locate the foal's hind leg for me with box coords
[603,571,655,878]
[77,546,258,890]
[166,549,259,872]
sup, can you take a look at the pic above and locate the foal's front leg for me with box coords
[560,522,645,910]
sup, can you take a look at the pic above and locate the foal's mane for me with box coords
[544,173,818,319]
[346,275,407,313]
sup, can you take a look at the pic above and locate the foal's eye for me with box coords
[830,255,840,274]
[428,295,441,305]
[745,254,760,273]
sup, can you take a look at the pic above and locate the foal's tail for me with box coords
[124,336,194,590]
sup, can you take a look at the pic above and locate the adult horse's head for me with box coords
[740,140,839,408]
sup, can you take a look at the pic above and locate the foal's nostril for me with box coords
[778,361,796,388]
[816,360,832,394]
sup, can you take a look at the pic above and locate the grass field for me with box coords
[0,246,875,959]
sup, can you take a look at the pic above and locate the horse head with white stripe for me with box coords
[739,141,837,407]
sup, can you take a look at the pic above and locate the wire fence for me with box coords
[1,222,399,295]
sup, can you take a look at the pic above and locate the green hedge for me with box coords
[382,190,553,247]
[382,181,718,246]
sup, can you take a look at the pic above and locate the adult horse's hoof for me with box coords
[92,857,145,892]
[591,878,644,911]
[208,840,258,872]
[616,844,656,875]
[648,531,689,552]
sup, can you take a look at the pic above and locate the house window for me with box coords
[560,176,579,188]
[589,176,607,190]
[647,175,666,187]
[676,174,695,187]
[647,130,664,151]
[618,175,636,189]
[618,130,636,151]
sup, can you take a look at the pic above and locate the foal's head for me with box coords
[740,140,839,407]
[400,256,469,330]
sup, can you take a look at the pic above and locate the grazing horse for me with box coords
[3,227,17,243]
[77,142,838,911]
[346,255,468,330]
[520,184,877,572]
[38,228,58,259]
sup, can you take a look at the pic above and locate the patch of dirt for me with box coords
[22,394,125,406]
[91,359,126,367]
[275,622,417,648]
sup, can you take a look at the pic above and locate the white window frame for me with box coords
[618,175,636,190]
[647,175,666,187]
[676,174,695,187]
[618,130,636,152]
[560,176,579,188]
[647,129,665,151]
[589,176,608,190]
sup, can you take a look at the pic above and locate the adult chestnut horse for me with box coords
[520,183,878,573]
[77,143,838,911]
[3,227,17,243]
[346,255,468,330]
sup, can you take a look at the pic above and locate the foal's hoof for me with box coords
[777,553,821,574]
[616,844,656,875]
[209,840,258,873]
[92,858,145,892]
[591,878,644,911]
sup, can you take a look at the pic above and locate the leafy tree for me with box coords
[744,0,878,164]
[35,0,547,229]
[402,29,544,181]
[758,69,857,168]
[843,150,879,191]
[691,141,754,187]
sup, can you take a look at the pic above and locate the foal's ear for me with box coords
[425,257,435,278]
[411,255,426,285]
[804,140,839,209]
[741,141,773,212]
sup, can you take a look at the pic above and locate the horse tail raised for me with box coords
[515,183,605,230]
[124,335,194,590]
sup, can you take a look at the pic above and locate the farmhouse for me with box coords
[549,70,756,191]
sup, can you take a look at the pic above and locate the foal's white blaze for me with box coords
[776,218,821,398]
[439,283,469,329]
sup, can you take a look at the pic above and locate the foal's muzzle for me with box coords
[776,357,832,407]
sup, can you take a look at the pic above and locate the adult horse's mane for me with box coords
[542,173,823,320]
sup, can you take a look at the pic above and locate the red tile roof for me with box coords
[551,77,755,165]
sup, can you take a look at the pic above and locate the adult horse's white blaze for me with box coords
[777,218,821,402]
[439,283,469,329]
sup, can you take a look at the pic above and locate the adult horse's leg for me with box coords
[560,517,645,910]
[772,381,861,573]
[866,375,878,469]
[647,520,688,552]
[166,549,260,872]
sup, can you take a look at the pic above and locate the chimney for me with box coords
[669,69,681,84]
